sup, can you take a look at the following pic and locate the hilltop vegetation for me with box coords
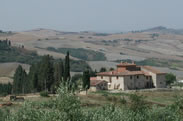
[0,39,41,64]
[0,40,91,72]
[47,47,107,61]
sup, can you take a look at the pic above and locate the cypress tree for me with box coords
[64,51,70,84]
[13,65,23,94]
[53,60,64,85]
[82,70,90,90]
[38,55,54,92]
[13,65,28,94]
[21,70,27,94]
[28,64,38,92]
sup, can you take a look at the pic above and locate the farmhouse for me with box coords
[90,62,166,91]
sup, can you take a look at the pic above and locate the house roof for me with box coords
[117,62,136,67]
[142,66,165,74]
[96,63,165,77]
[90,79,107,86]
[97,70,145,76]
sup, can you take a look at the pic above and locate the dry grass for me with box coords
[0,63,30,78]
[0,29,183,79]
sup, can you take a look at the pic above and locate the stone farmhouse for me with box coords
[90,62,166,91]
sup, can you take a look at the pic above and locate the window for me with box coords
[130,76,133,79]
[116,76,119,80]
[137,75,139,79]
[146,76,148,80]
[101,76,103,79]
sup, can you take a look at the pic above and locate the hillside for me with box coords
[0,27,183,79]
[142,26,183,35]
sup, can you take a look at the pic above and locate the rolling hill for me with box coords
[0,27,183,79]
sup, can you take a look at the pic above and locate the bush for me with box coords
[0,108,9,121]
[129,94,147,112]
[166,73,176,85]
[0,83,12,96]
[2,84,183,121]
[40,91,49,97]
[120,96,127,104]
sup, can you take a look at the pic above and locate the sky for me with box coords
[0,0,183,32]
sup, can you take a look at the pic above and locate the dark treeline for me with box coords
[13,51,92,94]
[0,39,11,50]
[0,83,12,96]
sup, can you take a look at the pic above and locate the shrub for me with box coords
[120,96,127,104]
[40,91,49,97]
[129,94,147,112]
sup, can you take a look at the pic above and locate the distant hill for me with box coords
[142,26,183,35]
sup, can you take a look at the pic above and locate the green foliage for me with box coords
[0,46,41,65]
[100,67,107,72]
[47,47,106,61]
[82,70,90,90]
[93,33,110,36]
[71,74,83,90]
[0,83,12,96]
[70,60,91,72]
[40,91,49,97]
[0,108,10,121]
[37,55,54,92]
[119,96,127,104]
[166,73,177,85]
[129,94,147,112]
[64,51,70,84]
[1,85,183,121]
[13,65,29,94]
[0,39,11,50]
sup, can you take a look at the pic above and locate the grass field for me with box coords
[0,89,183,115]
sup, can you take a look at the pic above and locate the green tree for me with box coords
[71,74,83,90]
[64,51,70,84]
[13,65,28,94]
[52,59,64,92]
[82,70,90,90]
[37,55,54,92]
[166,73,176,85]
[110,67,114,71]
[27,64,38,92]
[100,67,107,72]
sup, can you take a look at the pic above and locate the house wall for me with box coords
[156,74,166,88]
[96,82,108,90]
[97,76,110,82]
[110,76,124,90]
[90,82,108,92]
[96,70,165,90]
[141,68,157,86]
[141,68,166,88]
[123,75,147,90]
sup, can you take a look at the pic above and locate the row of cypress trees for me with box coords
[13,52,71,94]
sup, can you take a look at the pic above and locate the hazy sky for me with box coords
[0,0,183,32]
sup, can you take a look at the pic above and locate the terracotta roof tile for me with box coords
[90,79,107,86]
[117,62,136,67]
[97,70,145,76]
[90,77,97,81]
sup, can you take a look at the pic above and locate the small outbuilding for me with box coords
[90,77,108,91]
